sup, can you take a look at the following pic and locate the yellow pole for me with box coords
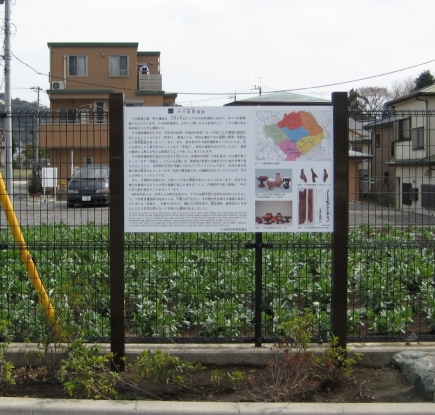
[0,173,57,326]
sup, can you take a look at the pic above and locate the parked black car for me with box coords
[67,164,109,207]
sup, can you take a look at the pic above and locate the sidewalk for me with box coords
[0,398,434,415]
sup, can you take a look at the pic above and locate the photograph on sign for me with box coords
[124,106,333,232]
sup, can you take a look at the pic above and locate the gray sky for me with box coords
[5,0,435,107]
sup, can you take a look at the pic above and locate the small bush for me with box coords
[0,321,15,390]
[210,369,243,391]
[59,339,118,399]
[266,315,363,401]
[129,349,204,387]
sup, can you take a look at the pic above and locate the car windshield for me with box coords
[72,167,108,180]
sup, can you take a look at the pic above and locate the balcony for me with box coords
[138,73,162,91]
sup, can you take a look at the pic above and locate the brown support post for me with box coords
[331,92,349,349]
[109,93,125,371]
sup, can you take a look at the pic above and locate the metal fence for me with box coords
[0,109,435,345]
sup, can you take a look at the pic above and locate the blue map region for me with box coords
[282,126,309,143]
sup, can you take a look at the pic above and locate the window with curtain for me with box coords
[110,55,129,76]
[68,56,87,76]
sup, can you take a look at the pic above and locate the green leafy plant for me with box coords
[59,339,118,399]
[1,224,435,343]
[367,306,413,335]
[210,369,243,391]
[0,321,15,390]
[129,349,204,387]
[276,313,314,351]
[315,335,363,384]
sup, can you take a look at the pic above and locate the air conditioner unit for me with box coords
[51,81,65,90]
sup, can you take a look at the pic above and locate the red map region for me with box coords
[277,112,303,130]
[279,140,302,161]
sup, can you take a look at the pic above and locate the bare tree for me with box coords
[390,77,415,99]
[357,86,391,111]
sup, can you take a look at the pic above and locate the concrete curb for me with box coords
[4,343,435,414]
[7,342,435,368]
[0,398,434,415]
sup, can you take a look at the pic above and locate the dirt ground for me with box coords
[3,364,427,403]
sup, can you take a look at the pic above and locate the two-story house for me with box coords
[39,42,177,180]
[365,84,435,211]
[348,117,373,201]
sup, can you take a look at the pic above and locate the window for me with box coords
[422,184,435,209]
[411,127,424,150]
[94,101,107,124]
[384,172,389,184]
[68,56,87,76]
[353,146,362,153]
[126,102,144,107]
[375,134,380,147]
[110,55,129,76]
[391,141,395,157]
[402,183,412,205]
[59,108,76,124]
[398,118,410,140]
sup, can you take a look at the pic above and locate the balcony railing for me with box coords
[138,73,162,91]
[37,111,109,125]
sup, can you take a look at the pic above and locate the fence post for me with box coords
[331,92,349,348]
[109,93,125,371]
[254,232,263,347]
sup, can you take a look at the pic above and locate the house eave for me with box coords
[47,89,114,95]
[386,158,435,167]
[48,42,139,48]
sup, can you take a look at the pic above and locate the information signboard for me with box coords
[124,105,333,233]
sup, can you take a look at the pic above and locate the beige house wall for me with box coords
[43,43,176,183]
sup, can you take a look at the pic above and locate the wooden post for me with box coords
[331,92,349,349]
[109,93,125,371]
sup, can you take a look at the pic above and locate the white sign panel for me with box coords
[41,167,58,189]
[124,106,333,233]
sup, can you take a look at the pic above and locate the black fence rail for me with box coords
[0,109,434,344]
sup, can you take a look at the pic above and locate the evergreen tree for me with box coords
[413,70,435,91]
[348,88,364,109]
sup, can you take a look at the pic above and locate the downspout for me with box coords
[63,55,67,88]
[416,96,429,158]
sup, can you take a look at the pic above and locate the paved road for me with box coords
[2,182,435,229]
[1,181,109,227]
[349,201,435,228]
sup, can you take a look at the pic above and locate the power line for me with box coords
[272,59,435,93]
[10,51,435,98]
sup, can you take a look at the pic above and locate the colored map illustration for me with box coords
[256,110,331,162]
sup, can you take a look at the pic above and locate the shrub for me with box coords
[59,339,118,399]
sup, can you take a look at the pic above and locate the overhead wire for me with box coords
[8,51,435,101]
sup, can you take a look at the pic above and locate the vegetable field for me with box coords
[0,224,434,343]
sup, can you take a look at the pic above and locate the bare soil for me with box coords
[3,364,427,403]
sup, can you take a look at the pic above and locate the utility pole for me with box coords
[3,0,13,198]
[254,76,263,96]
[31,87,42,165]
